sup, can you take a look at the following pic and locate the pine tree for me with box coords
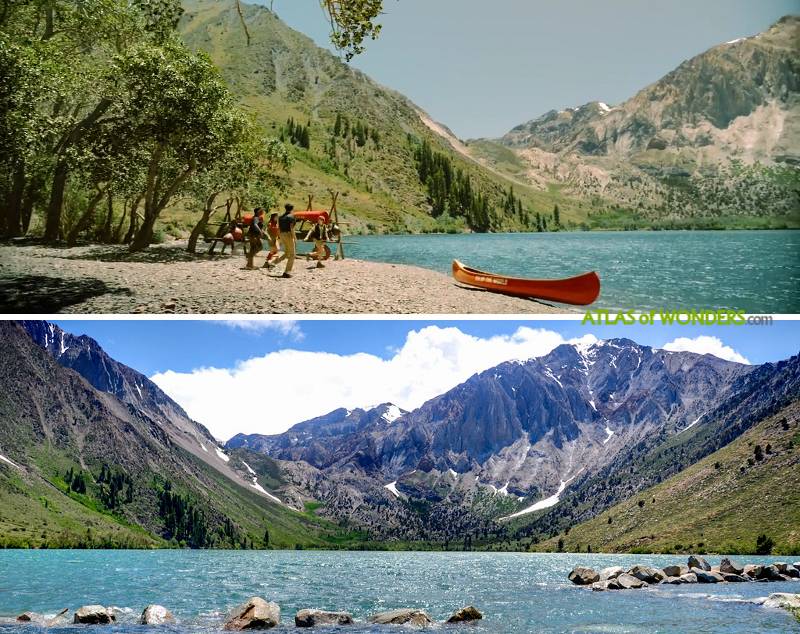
[553,204,560,227]
[333,113,342,137]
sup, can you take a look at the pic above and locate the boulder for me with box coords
[223,597,280,630]
[722,573,749,583]
[757,565,784,581]
[568,567,600,585]
[598,566,625,582]
[628,565,666,584]
[719,558,744,575]
[46,609,70,627]
[73,606,116,625]
[16,613,40,623]
[446,606,483,623]
[762,593,800,610]
[368,609,432,626]
[687,555,711,571]
[692,569,723,583]
[140,605,176,625]
[294,609,353,628]
[660,577,683,585]
[591,581,610,591]
[784,565,800,579]
[662,565,689,577]
[609,573,647,590]
[679,573,698,584]
[744,564,763,578]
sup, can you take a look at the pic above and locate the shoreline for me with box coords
[0,242,566,315]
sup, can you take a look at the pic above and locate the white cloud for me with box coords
[218,319,304,341]
[661,336,750,365]
[151,326,596,442]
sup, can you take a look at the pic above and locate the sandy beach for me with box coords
[0,241,564,314]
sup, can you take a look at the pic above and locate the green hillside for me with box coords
[158,0,599,236]
[534,401,800,556]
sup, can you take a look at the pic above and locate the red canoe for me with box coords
[452,260,600,305]
[293,210,331,225]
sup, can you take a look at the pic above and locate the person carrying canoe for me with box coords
[246,207,265,270]
[304,215,329,269]
[272,203,296,278]
[262,212,280,269]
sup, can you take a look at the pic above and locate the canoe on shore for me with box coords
[451,260,600,305]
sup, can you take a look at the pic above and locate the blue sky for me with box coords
[260,0,798,137]
[54,318,798,375]
[51,319,800,439]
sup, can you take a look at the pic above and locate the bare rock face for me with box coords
[140,605,176,625]
[719,558,744,575]
[568,567,600,585]
[687,555,711,571]
[223,597,280,630]
[294,609,353,628]
[662,565,689,577]
[446,606,483,623]
[368,609,432,626]
[73,606,116,625]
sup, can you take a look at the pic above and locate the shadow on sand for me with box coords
[0,274,131,313]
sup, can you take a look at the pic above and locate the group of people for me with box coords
[244,203,331,277]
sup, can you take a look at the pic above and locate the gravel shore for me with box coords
[0,241,564,314]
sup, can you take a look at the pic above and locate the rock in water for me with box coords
[763,593,800,610]
[368,609,432,626]
[692,569,724,583]
[223,597,280,630]
[628,565,666,584]
[46,609,70,627]
[744,564,764,578]
[757,565,784,581]
[609,573,647,590]
[446,606,483,623]
[568,567,600,585]
[662,565,689,577]
[678,573,699,584]
[140,605,176,625]
[722,573,750,583]
[73,606,115,625]
[294,609,353,628]
[599,566,625,581]
[784,565,800,579]
[687,555,711,571]
[719,557,744,575]
[16,613,38,623]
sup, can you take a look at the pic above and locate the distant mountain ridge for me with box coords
[470,15,800,227]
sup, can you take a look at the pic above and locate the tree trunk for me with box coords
[100,190,114,242]
[2,164,25,238]
[66,187,106,246]
[124,196,141,244]
[187,192,220,254]
[44,160,69,241]
[20,172,42,234]
[129,210,157,252]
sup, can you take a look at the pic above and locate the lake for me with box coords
[1,551,798,632]
[348,231,800,313]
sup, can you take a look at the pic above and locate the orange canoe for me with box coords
[452,260,600,305]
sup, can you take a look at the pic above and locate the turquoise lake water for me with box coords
[1,551,798,632]
[347,231,800,312]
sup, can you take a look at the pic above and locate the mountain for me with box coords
[167,0,596,235]
[501,350,800,548]
[227,339,786,543]
[0,321,361,549]
[471,16,800,228]
[533,399,800,555]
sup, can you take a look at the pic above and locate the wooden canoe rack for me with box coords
[204,191,346,261]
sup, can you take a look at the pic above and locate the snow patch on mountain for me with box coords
[384,481,400,498]
[381,404,403,423]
